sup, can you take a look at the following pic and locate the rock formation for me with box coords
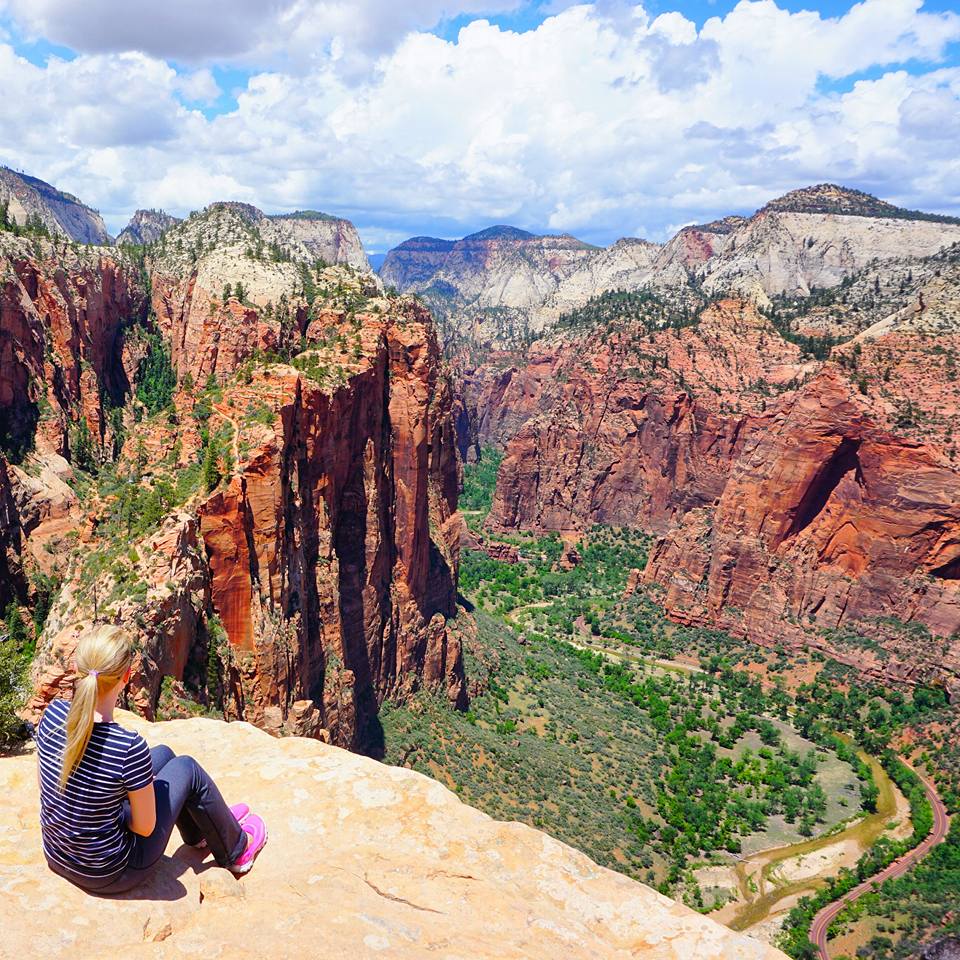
[485,299,809,533]
[382,185,960,351]
[148,202,370,382]
[0,166,112,244]
[644,369,960,687]
[380,225,602,348]
[0,231,149,462]
[0,709,789,960]
[479,288,960,689]
[117,208,182,246]
[27,277,466,751]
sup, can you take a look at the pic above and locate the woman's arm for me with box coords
[127,783,157,837]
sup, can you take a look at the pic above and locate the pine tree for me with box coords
[202,440,221,492]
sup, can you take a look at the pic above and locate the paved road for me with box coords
[811,760,951,959]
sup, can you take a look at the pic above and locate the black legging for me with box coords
[47,745,246,894]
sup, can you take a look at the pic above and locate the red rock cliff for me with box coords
[196,304,464,747]
[485,300,808,533]
[644,369,960,685]
[0,236,147,460]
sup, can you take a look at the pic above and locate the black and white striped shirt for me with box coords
[36,698,154,879]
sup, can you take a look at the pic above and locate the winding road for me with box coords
[810,761,951,959]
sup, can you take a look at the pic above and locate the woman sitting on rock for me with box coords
[35,625,267,893]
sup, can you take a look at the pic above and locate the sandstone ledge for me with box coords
[0,711,787,960]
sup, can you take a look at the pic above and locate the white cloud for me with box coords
[0,0,957,243]
[0,0,524,70]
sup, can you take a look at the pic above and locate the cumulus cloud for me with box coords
[0,0,957,247]
[0,0,524,68]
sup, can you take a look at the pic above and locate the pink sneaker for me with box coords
[230,814,267,875]
[191,803,250,849]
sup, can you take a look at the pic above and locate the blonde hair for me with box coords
[59,626,133,791]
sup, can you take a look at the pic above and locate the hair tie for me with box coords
[89,670,99,679]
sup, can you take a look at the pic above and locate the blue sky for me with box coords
[1,0,959,251]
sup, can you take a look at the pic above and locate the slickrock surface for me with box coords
[0,167,111,244]
[0,710,788,960]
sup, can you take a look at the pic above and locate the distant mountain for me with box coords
[117,209,182,246]
[761,183,960,224]
[379,186,960,350]
[0,167,111,244]
[463,225,536,241]
[379,225,604,347]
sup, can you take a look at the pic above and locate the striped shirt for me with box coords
[36,698,154,879]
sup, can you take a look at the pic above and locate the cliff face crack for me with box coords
[785,437,863,541]
[363,875,444,914]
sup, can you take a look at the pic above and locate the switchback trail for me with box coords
[810,761,951,960]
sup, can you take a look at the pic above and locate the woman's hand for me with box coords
[127,783,157,837]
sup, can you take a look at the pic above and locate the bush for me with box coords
[0,633,28,746]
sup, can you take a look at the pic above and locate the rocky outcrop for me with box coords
[698,206,960,300]
[269,210,370,269]
[380,235,456,289]
[0,455,24,607]
[762,183,960,222]
[195,304,464,747]
[28,511,209,723]
[380,225,602,348]
[27,293,466,752]
[644,369,960,687]
[0,233,148,461]
[0,710,788,960]
[383,185,960,358]
[148,203,372,382]
[117,208,182,246]
[0,166,111,244]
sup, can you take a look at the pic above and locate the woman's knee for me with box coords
[149,744,176,774]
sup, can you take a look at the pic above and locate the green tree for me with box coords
[0,634,27,744]
[69,417,97,473]
[202,440,221,492]
[135,332,177,415]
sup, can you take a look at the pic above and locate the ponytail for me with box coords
[59,673,99,790]
[58,626,133,791]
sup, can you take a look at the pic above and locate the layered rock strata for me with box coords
[0,166,111,244]
[485,300,809,533]
[28,293,465,751]
[644,369,960,685]
[0,233,148,461]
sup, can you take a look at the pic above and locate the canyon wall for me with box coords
[24,248,465,750]
[0,233,148,461]
[194,304,465,748]
[484,299,808,532]
[479,292,960,690]
[644,370,960,689]
[0,166,112,244]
